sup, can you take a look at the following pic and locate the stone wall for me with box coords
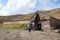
[50,17,60,29]
[41,20,51,31]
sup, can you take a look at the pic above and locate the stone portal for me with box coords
[34,14,42,30]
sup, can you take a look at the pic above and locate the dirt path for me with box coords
[0,29,60,40]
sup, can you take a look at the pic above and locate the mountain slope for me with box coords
[0,8,60,23]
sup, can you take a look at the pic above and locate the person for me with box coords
[32,22,35,30]
[27,23,32,33]
[32,24,35,30]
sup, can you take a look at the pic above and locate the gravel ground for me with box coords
[0,29,60,40]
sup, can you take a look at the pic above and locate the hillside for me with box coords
[0,15,24,22]
[46,8,60,20]
[0,8,60,23]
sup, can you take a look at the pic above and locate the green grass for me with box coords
[0,23,28,29]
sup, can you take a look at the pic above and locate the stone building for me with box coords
[30,11,60,31]
[30,11,50,31]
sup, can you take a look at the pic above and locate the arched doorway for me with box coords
[34,14,41,30]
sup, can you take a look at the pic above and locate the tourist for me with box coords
[27,23,32,33]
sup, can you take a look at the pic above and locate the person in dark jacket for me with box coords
[27,23,32,33]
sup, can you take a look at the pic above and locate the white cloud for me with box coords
[28,0,36,9]
[0,0,36,16]
[0,0,60,16]
[0,4,3,9]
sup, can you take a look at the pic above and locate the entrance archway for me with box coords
[34,14,41,30]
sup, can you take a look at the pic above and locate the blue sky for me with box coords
[0,0,60,16]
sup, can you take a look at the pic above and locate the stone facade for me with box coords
[30,11,51,31]
[30,11,60,31]
[50,17,60,30]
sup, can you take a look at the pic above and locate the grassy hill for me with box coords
[46,8,60,20]
[0,8,60,23]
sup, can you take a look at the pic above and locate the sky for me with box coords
[0,0,60,16]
